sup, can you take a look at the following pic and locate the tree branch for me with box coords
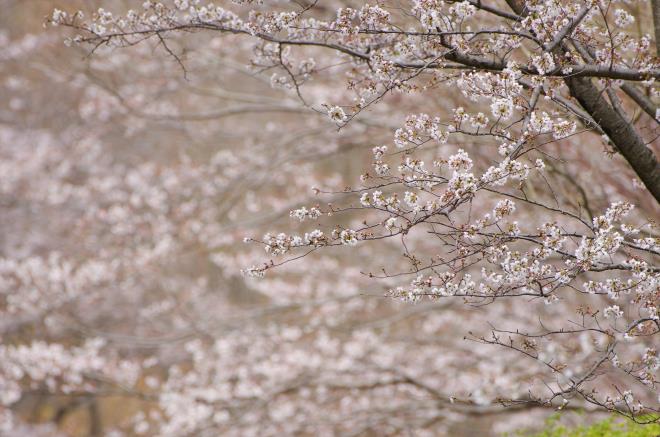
[503,0,660,203]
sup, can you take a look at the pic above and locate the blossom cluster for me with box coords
[11,0,660,432]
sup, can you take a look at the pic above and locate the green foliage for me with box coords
[515,414,660,437]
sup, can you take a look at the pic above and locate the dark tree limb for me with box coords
[571,40,659,124]
[566,76,660,203]
[505,0,660,203]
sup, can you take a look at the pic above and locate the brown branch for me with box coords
[69,24,660,82]
[502,0,660,203]
[565,77,660,203]
[571,40,659,124]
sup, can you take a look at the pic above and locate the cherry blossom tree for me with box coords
[2,0,658,435]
